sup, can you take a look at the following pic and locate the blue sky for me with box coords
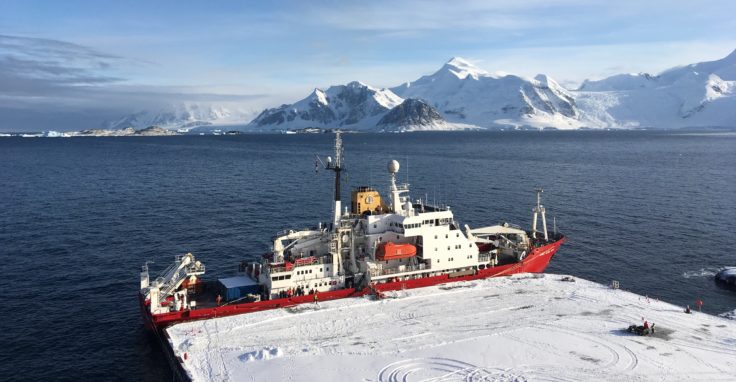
[1,0,735,130]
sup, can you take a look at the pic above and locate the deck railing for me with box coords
[369,262,427,277]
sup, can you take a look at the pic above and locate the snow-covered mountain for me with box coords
[104,103,253,131]
[574,49,736,128]
[391,57,583,130]
[249,81,402,130]
[376,98,474,132]
[246,51,736,131]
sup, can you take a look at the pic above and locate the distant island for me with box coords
[0,126,245,137]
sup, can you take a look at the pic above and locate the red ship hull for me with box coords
[141,236,564,331]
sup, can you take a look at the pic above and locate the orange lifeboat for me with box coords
[376,242,416,261]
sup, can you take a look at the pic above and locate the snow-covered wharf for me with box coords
[167,274,736,381]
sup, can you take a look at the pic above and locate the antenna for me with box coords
[406,155,409,184]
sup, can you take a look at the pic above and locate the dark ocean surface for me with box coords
[1,131,735,381]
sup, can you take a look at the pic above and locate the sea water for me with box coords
[1,130,734,381]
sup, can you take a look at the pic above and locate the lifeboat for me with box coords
[376,242,416,261]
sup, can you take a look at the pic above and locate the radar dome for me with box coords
[388,160,400,174]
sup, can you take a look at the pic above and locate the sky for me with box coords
[1,0,735,131]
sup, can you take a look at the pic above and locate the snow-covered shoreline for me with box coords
[167,274,736,381]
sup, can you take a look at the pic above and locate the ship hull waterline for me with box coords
[141,236,564,331]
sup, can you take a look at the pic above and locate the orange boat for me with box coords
[376,242,416,261]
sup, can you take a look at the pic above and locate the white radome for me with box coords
[388,159,400,174]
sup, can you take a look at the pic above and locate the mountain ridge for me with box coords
[105,51,736,132]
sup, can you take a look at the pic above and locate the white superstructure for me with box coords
[233,132,540,299]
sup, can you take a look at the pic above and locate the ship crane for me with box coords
[532,188,548,240]
[141,252,205,314]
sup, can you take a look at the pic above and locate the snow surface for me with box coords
[167,274,736,381]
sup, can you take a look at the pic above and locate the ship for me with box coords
[140,132,565,332]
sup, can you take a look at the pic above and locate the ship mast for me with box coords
[325,131,343,230]
[532,188,548,240]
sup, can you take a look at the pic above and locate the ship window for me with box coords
[374,224,377,228]
[379,237,382,241]
[445,234,448,238]
[434,247,437,251]
[456,233,459,237]
[447,246,450,250]
[309,269,313,273]
[285,275,291,279]
[469,244,472,248]
[434,235,437,239]
[320,268,323,272]
[396,235,399,240]
[272,277,277,281]
[326,267,330,271]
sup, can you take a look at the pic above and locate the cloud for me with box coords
[0,34,125,88]
[0,34,269,131]
[299,0,578,32]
